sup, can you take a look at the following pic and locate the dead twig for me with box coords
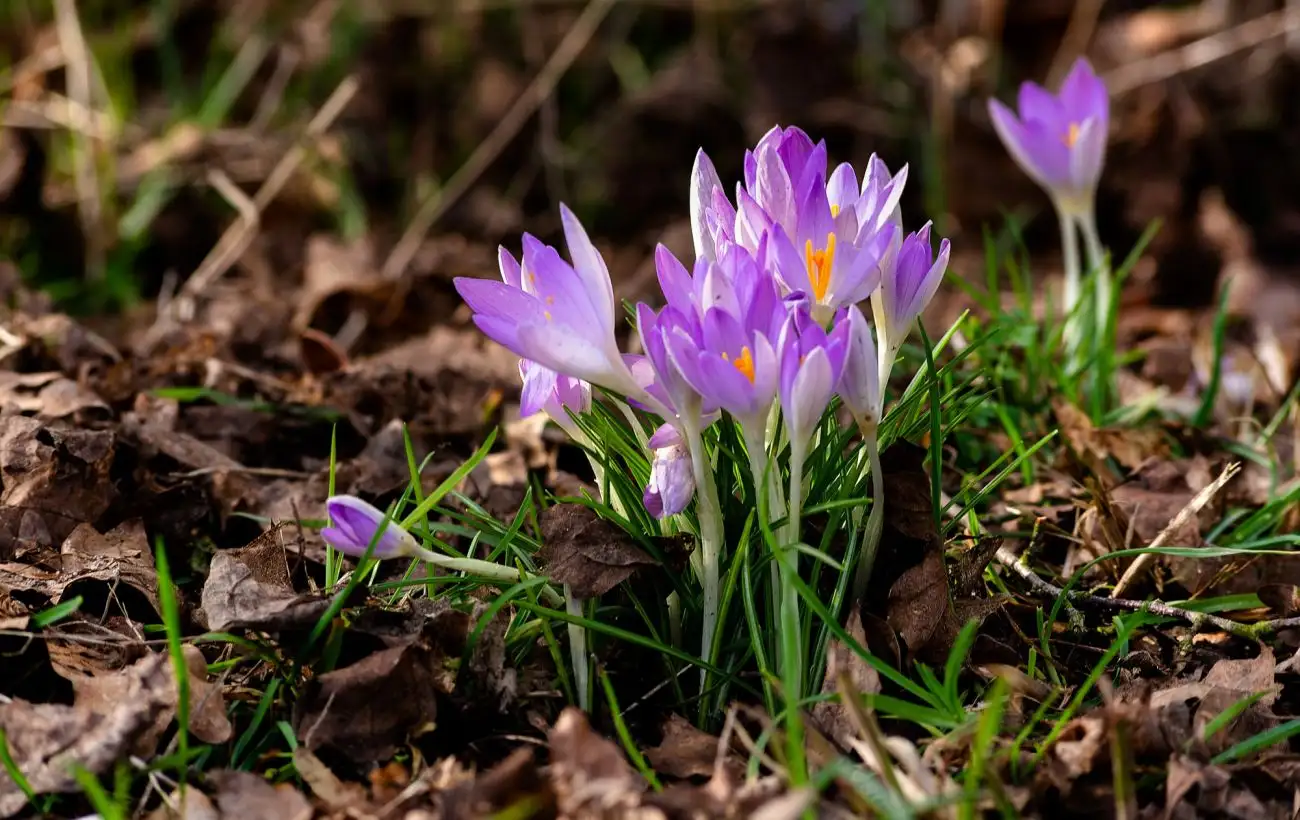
[1104,7,1300,95]
[1110,462,1239,598]
[994,545,1300,640]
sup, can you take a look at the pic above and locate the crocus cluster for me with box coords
[455,125,949,521]
[453,126,950,677]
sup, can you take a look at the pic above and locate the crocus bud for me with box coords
[643,425,696,519]
[321,495,418,559]
[838,305,882,428]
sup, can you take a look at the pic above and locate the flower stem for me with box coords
[408,543,564,607]
[1056,200,1083,356]
[851,423,885,601]
[1077,210,1110,343]
[743,421,783,650]
[779,436,808,782]
[565,586,589,711]
[682,413,724,690]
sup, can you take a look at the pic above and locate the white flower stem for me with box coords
[408,543,564,607]
[780,437,807,701]
[743,421,784,641]
[682,412,724,689]
[564,586,589,711]
[1077,209,1110,343]
[1056,200,1083,356]
[851,422,886,601]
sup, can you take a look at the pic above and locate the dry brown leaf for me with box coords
[1053,398,1170,476]
[0,371,109,419]
[811,605,881,747]
[198,525,334,633]
[644,713,737,781]
[547,708,645,818]
[294,639,441,764]
[0,653,172,818]
[207,770,313,820]
[0,416,116,553]
[538,504,659,600]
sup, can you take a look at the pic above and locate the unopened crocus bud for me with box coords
[642,425,696,519]
[838,305,882,428]
[321,495,418,558]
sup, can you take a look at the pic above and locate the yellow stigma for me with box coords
[1063,122,1081,148]
[804,233,837,302]
[721,346,756,384]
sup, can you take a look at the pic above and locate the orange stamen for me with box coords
[1063,122,1081,148]
[804,233,837,302]
[722,347,756,384]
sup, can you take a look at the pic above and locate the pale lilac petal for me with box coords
[655,245,694,313]
[754,144,795,232]
[515,321,627,388]
[559,204,616,334]
[644,442,694,519]
[776,127,816,182]
[1017,81,1066,128]
[519,360,559,417]
[690,150,725,262]
[648,423,681,449]
[839,306,880,422]
[1068,117,1106,193]
[1058,58,1108,125]
[498,247,522,289]
[456,278,546,323]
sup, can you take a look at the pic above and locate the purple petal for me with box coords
[1017,81,1066,128]
[648,423,682,449]
[559,204,616,333]
[690,150,725,261]
[1058,58,1108,126]
[839,306,880,421]
[754,144,795,232]
[455,278,546,324]
[498,247,522,289]
[827,163,859,215]
[1068,117,1106,193]
[325,495,411,558]
[655,245,694,314]
[519,360,559,417]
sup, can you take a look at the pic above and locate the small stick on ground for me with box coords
[1110,462,1239,599]
[994,545,1300,640]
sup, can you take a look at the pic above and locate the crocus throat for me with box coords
[1063,122,1081,148]
[804,233,836,302]
[721,346,756,384]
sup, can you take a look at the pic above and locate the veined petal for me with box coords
[754,143,796,232]
[690,150,725,262]
[456,277,546,323]
[324,495,414,558]
[655,245,694,314]
[519,360,559,417]
[559,204,616,334]
[498,247,522,289]
[839,306,881,423]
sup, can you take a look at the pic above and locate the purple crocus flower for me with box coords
[519,360,591,420]
[727,126,895,318]
[987,58,1109,212]
[643,424,696,519]
[778,299,850,449]
[838,305,882,428]
[454,205,648,405]
[658,244,785,427]
[873,223,951,360]
[322,495,418,559]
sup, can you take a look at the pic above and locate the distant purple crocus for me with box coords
[837,305,882,429]
[643,425,696,519]
[322,495,417,559]
[873,223,951,361]
[454,205,650,406]
[778,299,850,450]
[987,58,1109,212]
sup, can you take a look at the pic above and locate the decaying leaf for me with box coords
[538,504,659,599]
[1053,398,1171,477]
[0,371,109,419]
[0,653,172,818]
[812,605,881,746]
[644,713,737,781]
[198,525,334,633]
[0,416,116,553]
[293,746,368,810]
[207,770,313,820]
[437,748,552,819]
[294,638,441,764]
[547,707,645,817]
